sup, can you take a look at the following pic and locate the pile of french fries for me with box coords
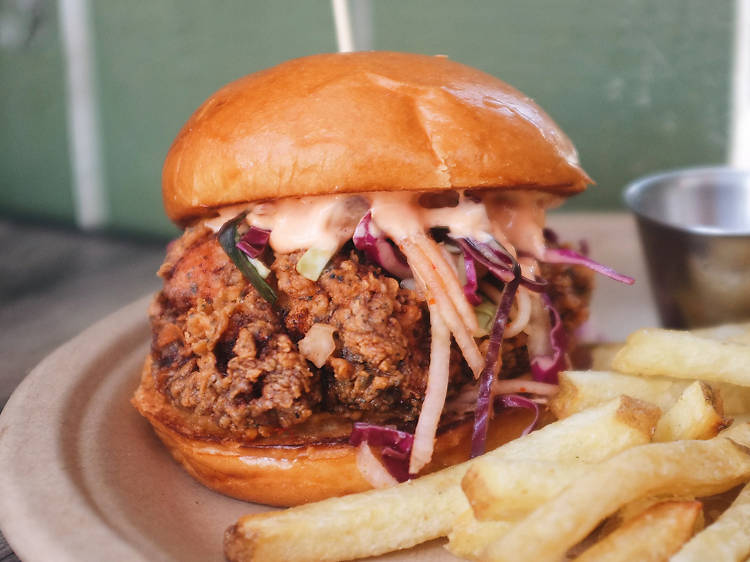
[224,323,750,561]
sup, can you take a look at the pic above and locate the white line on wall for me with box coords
[730,0,750,168]
[58,0,107,229]
[332,0,355,53]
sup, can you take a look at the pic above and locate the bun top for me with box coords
[163,51,591,224]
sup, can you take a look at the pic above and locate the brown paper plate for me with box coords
[0,296,454,561]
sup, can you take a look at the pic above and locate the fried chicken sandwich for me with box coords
[132,52,633,506]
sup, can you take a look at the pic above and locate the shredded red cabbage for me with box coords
[543,247,634,285]
[455,237,546,293]
[462,252,482,305]
[530,295,567,384]
[236,226,270,258]
[471,268,522,458]
[353,212,412,279]
[349,422,414,483]
[497,394,539,436]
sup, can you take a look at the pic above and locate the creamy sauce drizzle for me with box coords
[484,192,562,259]
[368,192,493,243]
[203,189,558,259]
[246,195,369,254]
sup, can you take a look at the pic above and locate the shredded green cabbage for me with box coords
[474,299,498,337]
[296,246,337,281]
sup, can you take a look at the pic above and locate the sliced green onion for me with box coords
[218,214,277,303]
[296,246,337,281]
[474,298,498,337]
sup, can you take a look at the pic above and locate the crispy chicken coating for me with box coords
[148,225,592,440]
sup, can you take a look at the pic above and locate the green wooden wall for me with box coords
[371,0,733,211]
[92,0,337,236]
[0,0,735,238]
[0,2,74,223]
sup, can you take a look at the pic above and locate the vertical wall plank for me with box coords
[731,0,750,167]
[0,0,75,224]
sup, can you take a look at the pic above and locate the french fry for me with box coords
[714,387,750,417]
[671,482,750,561]
[654,381,727,442]
[551,370,688,419]
[574,500,702,562]
[585,320,750,371]
[454,396,659,553]
[462,460,591,521]
[465,384,721,522]
[612,329,750,387]
[589,342,625,370]
[552,370,750,418]
[444,510,511,560]
[480,423,750,562]
[598,494,704,541]
[223,396,660,562]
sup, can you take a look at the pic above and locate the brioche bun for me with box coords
[133,357,537,506]
[162,51,590,225]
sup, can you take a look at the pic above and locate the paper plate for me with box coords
[0,296,450,561]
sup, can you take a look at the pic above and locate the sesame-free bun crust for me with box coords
[132,357,536,506]
[163,52,590,224]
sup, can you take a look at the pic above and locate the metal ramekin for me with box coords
[624,166,750,328]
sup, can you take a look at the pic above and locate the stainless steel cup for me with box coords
[624,166,750,328]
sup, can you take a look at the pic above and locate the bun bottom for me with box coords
[133,358,537,507]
